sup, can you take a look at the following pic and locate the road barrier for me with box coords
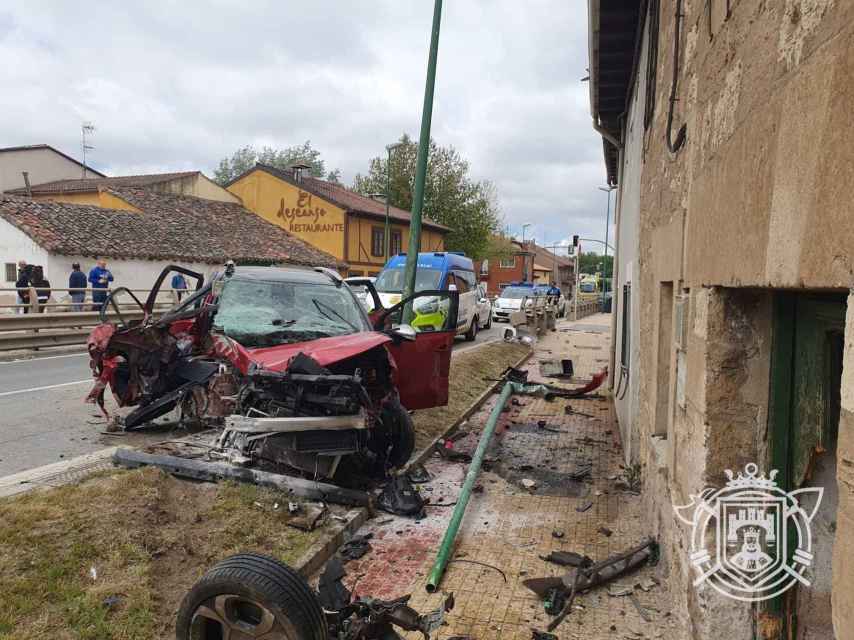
[0,287,177,352]
[571,299,601,320]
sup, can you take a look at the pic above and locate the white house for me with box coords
[0,189,343,310]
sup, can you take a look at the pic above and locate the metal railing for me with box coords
[0,287,179,352]
[571,298,601,320]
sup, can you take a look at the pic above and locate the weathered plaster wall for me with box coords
[622,0,854,637]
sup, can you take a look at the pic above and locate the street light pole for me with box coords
[522,222,533,282]
[384,142,403,261]
[598,186,616,295]
[402,0,443,322]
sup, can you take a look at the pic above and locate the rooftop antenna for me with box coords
[81,122,95,178]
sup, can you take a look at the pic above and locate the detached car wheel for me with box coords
[370,397,415,468]
[176,553,327,640]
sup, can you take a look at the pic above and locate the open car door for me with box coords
[370,287,459,411]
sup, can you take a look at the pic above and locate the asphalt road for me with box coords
[0,323,505,477]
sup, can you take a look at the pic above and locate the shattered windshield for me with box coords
[375,267,442,293]
[213,277,369,347]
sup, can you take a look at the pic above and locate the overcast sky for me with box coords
[0,1,612,254]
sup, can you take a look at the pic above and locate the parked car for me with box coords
[374,252,481,341]
[491,283,538,322]
[475,283,493,330]
[344,276,376,311]
[86,263,459,478]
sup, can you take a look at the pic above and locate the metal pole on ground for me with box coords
[426,380,515,592]
[402,0,443,323]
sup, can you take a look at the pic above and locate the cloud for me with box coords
[0,0,612,249]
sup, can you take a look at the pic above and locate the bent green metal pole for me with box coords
[426,380,517,593]
[402,0,443,324]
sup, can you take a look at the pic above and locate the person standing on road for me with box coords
[88,258,114,311]
[32,266,51,313]
[69,263,87,311]
[15,260,30,314]
[171,272,188,301]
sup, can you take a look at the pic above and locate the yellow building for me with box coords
[227,164,449,276]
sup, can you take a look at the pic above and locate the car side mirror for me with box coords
[389,324,417,342]
[479,297,487,304]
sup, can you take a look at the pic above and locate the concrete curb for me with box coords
[0,446,118,499]
[404,346,534,472]
[295,507,371,577]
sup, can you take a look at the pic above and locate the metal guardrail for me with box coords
[571,299,601,320]
[0,287,177,352]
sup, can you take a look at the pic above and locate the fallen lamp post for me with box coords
[425,380,543,593]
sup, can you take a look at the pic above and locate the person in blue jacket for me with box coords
[171,272,188,301]
[88,259,114,310]
[68,263,87,311]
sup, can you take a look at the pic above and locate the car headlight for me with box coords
[414,296,440,315]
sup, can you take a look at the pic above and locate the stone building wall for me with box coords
[614,0,854,636]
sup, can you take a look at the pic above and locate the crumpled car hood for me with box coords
[212,331,393,374]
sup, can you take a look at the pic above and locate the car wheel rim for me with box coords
[189,594,297,639]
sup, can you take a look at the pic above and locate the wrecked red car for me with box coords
[86,263,458,477]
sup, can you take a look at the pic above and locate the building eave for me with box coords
[588,0,643,185]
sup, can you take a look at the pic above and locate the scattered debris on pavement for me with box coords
[524,538,659,632]
[319,558,455,639]
[538,358,574,378]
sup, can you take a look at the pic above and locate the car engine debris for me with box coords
[319,558,454,639]
[88,264,460,498]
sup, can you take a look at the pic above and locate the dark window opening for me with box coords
[370,228,384,257]
[390,230,402,256]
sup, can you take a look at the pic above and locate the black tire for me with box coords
[370,397,415,468]
[485,312,492,329]
[465,316,478,341]
[175,553,327,640]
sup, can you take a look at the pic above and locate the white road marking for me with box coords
[0,379,91,398]
[1,352,88,365]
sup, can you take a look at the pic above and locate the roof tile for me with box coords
[0,189,343,268]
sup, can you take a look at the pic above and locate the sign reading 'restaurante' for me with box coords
[277,191,345,234]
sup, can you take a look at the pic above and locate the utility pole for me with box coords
[402,0,443,322]
[384,142,403,261]
[598,185,616,295]
[81,122,95,179]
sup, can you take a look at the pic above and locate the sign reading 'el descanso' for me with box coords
[277,191,344,234]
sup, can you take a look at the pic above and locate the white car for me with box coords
[491,285,535,323]
[475,283,493,330]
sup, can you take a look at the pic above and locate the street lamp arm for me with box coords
[578,238,615,253]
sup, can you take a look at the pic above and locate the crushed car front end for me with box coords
[86,264,416,478]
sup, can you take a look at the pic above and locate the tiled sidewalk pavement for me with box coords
[330,315,684,639]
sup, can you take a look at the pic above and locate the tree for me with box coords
[213,141,338,185]
[352,134,502,260]
[578,251,613,276]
